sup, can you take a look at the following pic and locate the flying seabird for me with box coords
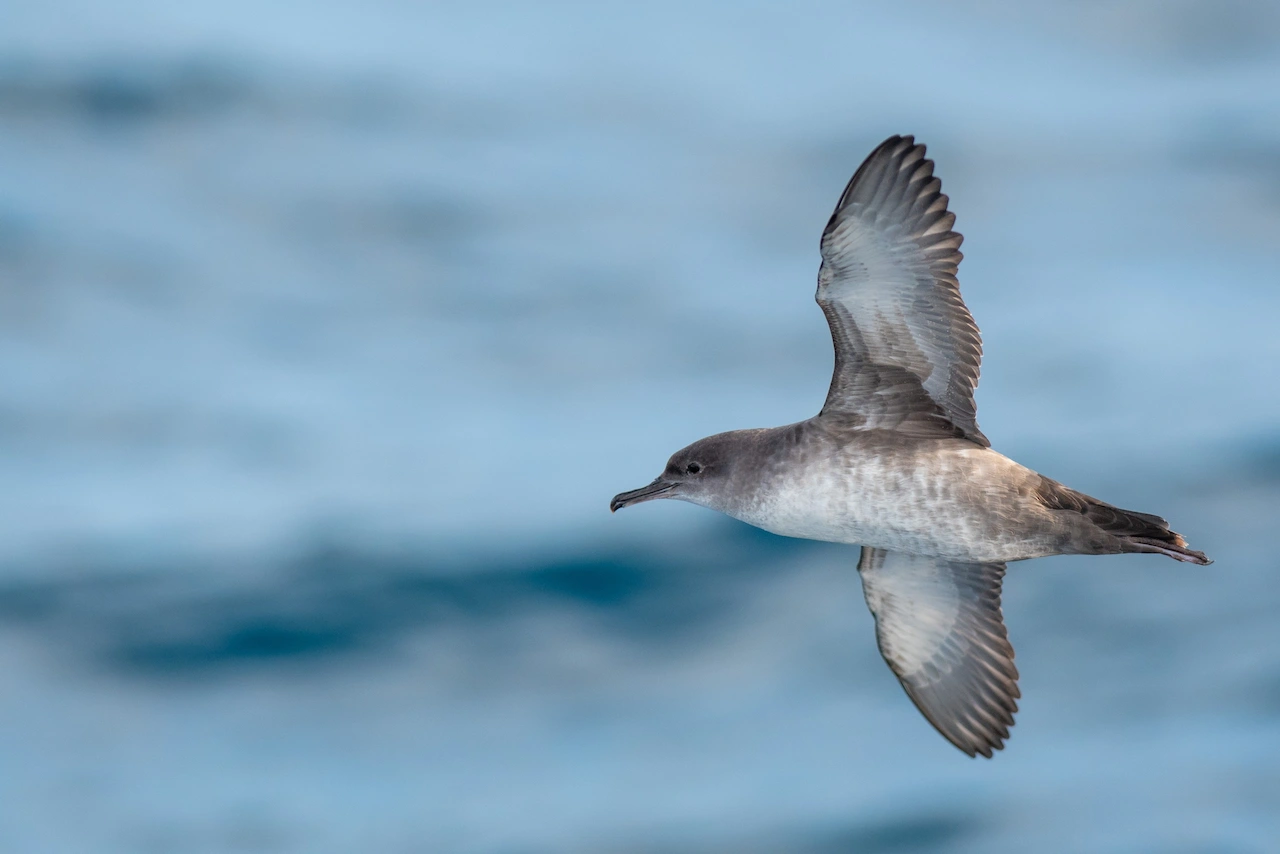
[610,135,1210,758]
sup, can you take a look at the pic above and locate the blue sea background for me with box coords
[2,2,1279,851]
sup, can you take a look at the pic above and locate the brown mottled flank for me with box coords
[611,135,1211,759]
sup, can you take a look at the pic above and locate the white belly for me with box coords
[732,461,922,548]
[726,445,1030,560]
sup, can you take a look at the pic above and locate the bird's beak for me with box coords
[610,478,677,512]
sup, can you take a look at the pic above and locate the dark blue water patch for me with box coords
[0,56,508,138]
[114,607,372,673]
[0,577,62,622]
[0,523,833,679]
[529,558,651,606]
[0,58,255,126]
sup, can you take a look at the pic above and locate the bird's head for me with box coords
[610,431,750,514]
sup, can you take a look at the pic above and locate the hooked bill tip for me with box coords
[610,479,674,513]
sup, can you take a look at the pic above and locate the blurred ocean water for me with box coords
[1,2,1279,851]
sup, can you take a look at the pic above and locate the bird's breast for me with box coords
[733,452,908,545]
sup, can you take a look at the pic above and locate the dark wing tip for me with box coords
[903,670,1019,759]
[826,134,929,233]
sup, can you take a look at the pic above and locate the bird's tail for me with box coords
[1037,477,1212,565]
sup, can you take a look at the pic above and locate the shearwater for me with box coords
[610,135,1210,758]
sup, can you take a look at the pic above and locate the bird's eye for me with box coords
[685,462,702,475]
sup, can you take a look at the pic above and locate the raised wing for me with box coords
[857,547,1019,758]
[818,135,988,447]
